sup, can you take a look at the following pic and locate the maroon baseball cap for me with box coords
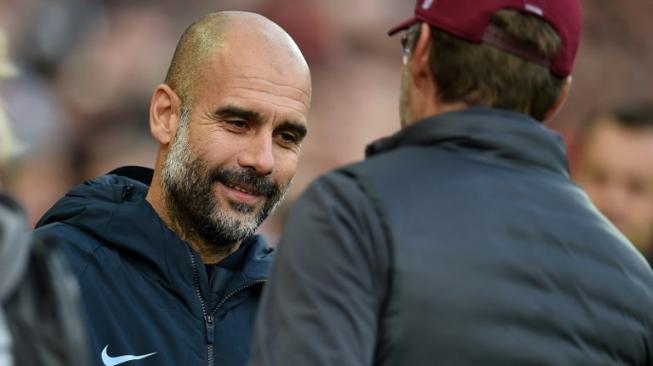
[388,0,582,77]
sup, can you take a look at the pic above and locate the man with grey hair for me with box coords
[34,11,311,366]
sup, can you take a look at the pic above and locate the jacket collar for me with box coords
[36,166,273,297]
[366,107,569,177]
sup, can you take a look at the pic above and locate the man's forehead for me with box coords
[197,57,309,102]
[211,45,308,82]
[185,35,311,118]
[192,76,309,125]
[227,74,309,98]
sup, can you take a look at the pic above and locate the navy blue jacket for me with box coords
[35,167,274,366]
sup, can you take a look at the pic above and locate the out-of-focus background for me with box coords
[1,0,652,244]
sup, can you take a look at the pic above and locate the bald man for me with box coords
[33,12,311,366]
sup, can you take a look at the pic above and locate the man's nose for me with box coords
[238,132,274,176]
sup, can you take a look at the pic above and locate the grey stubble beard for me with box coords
[160,106,288,253]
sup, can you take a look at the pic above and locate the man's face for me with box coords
[574,119,653,255]
[161,47,310,248]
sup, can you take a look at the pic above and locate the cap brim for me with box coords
[388,17,420,36]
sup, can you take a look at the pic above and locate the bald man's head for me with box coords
[164,11,309,106]
[147,11,311,259]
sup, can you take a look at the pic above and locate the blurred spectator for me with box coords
[0,27,89,366]
[573,102,653,264]
[0,74,74,226]
[0,29,22,188]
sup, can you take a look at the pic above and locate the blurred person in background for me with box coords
[33,11,311,366]
[0,29,88,366]
[573,102,653,265]
[249,0,653,365]
[0,29,23,190]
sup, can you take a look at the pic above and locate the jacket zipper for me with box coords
[188,250,213,366]
[188,249,265,366]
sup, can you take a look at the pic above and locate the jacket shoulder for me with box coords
[33,223,103,278]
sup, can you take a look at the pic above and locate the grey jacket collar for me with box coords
[366,107,569,177]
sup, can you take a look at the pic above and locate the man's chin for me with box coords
[198,211,258,245]
[220,207,260,228]
[224,197,260,214]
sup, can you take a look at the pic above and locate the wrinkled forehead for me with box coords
[225,41,307,81]
[195,43,311,110]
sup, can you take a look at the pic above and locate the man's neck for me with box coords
[406,98,468,128]
[159,199,241,264]
[186,236,240,265]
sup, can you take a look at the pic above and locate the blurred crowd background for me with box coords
[1,0,652,244]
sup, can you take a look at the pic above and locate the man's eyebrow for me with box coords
[215,105,307,138]
[277,120,308,139]
[215,105,262,122]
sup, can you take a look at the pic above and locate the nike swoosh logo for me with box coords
[101,345,156,366]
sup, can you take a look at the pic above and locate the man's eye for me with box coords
[226,120,248,129]
[278,132,299,145]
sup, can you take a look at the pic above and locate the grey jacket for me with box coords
[249,107,653,365]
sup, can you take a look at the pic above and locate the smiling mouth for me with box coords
[223,181,259,196]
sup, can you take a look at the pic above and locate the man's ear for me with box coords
[409,23,434,91]
[150,84,182,145]
[543,76,572,122]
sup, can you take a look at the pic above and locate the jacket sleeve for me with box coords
[248,171,390,366]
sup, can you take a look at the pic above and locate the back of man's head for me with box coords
[390,0,581,121]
